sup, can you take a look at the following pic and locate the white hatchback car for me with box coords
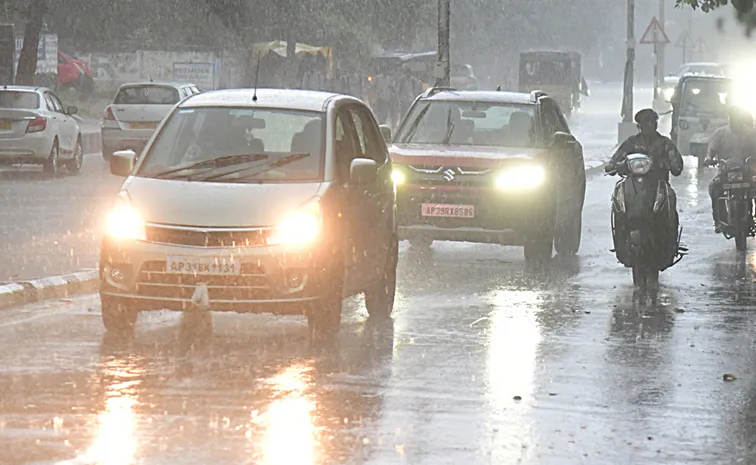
[101,82,200,161]
[0,86,83,176]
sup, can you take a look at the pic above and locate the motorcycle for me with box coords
[608,153,687,288]
[708,157,756,252]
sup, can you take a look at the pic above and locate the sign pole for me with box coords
[622,0,635,123]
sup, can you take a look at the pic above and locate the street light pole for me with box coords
[436,0,451,87]
[621,0,635,123]
[658,0,665,85]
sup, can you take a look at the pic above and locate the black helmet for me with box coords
[634,108,659,125]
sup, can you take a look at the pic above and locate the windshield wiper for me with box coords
[197,152,312,182]
[151,153,269,179]
[402,104,432,143]
[442,107,455,145]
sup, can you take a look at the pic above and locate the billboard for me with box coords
[173,62,214,90]
[14,32,58,74]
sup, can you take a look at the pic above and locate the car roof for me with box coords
[421,90,535,105]
[118,81,196,89]
[0,85,46,93]
[180,88,344,111]
[680,73,729,81]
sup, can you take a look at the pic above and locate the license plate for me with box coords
[724,182,750,189]
[166,256,241,275]
[421,203,475,218]
[131,122,157,130]
[0,119,11,130]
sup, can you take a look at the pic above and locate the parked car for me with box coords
[57,51,94,95]
[0,86,83,176]
[99,88,398,345]
[388,87,586,261]
[101,81,200,161]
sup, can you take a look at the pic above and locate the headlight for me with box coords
[495,164,545,190]
[628,157,652,175]
[391,167,406,185]
[267,198,322,246]
[105,192,146,241]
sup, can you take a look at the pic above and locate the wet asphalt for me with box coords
[4,84,756,464]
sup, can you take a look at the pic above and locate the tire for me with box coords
[42,140,60,178]
[554,215,582,256]
[307,279,343,347]
[410,237,433,250]
[632,266,646,288]
[100,294,139,333]
[632,266,659,289]
[364,236,398,319]
[66,137,83,174]
[735,225,748,252]
[698,154,705,168]
[524,235,553,262]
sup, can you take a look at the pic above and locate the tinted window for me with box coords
[114,85,180,105]
[348,107,385,164]
[47,93,64,113]
[396,100,537,148]
[138,107,325,183]
[0,91,39,109]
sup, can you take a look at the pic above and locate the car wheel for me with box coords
[66,137,83,174]
[524,233,553,262]
[307,279,343,348]
[100,295,139,334]
[554,215,582,256]
[409,237,433,250]
[42,140,60,178]
[364,236,398,319]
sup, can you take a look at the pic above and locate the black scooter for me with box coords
[607,153,687,288]
[707,157,756,252]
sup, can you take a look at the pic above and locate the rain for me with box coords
[2,0,756,464]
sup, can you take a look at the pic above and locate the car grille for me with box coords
[144,224,270,247]
[135,260,271,301]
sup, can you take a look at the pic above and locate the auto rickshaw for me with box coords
[519,51,589,116]
[669,74,731,168]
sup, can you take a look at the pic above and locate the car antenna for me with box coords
[252,51,262,102]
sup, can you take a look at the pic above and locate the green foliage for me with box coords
[676,0,756,34]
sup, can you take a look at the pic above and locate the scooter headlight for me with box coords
[627,156,652,175]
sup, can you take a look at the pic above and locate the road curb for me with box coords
[82,130,101,155]
[0,270,99,310]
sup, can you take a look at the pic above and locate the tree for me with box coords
[676,0,756,34]
[16,0,48,85]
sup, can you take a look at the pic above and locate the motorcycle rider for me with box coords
[704,105,756,232]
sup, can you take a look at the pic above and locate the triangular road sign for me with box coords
[674,31,692,49]
[640,17,670,44]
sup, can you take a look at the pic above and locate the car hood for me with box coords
[122,177,325,227]
[390,144,544,168]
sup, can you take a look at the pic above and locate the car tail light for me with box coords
[104,106,116,121]
[25,116,46,133]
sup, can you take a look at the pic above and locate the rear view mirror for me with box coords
[379,125,392,143]
[551,131,576,148]
[350,158,378,185]
[461,110,487,118]
[66,105,78,115]
[111,150,137,176]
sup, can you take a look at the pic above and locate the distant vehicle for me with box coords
[0,85,83,176]
[100,88,398,345]
[388,87,586,261]
[519,50,587,116]
[101,81,200,161]
[450,64,479,90]
[57,51,94,94]
[706,157,756,252]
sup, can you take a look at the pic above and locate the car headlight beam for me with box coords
[495,164,546,191]
[267,198,322,247]
[391,168,406,185]
[106,192,146,241]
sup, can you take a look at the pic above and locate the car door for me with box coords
[46,92,77,155]
[333,108,369,293]
[346,103,395,283]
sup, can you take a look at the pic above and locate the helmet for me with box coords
[634,108,659,125]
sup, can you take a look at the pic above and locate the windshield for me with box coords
[521,59,572,85]
[137,107,325,183]
[680,79,731,117]
[114,85,180,105]
[0,91,39,109]
[396,100,537,147]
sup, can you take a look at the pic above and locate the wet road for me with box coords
[3,148,756,463]
[0,82,644,283]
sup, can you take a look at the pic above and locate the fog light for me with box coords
[110,267,125,283]
[284,269,305,288]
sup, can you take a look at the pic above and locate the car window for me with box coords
[114,85,180,105]
[191,86,201,95]
[57,54,66,65]
[396,100,537,148]
[0,91,39,109]
[335,110,358,181]
[348,106,385,164]
[44,93,62,113]
[138,107,325,183]
[48,93,65,113]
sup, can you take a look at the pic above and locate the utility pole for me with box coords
[619,0,636,143]
[656,0,665,96]
[435,0,450,87]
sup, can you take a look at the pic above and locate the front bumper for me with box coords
[396,184,553,245]
[99,235,338,314]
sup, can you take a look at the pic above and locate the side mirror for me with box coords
[551,131,576,148]
[349,158,378,185]
[66,105,78,115]
[379,125,392,143]
[110,150,137,176]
